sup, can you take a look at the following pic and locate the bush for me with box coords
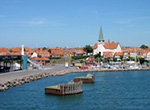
[139,58,148,64]
[71,59,75,63]
[113,57,117,62]
[49,57,61,59]
[52,60,56,63]
[80,60,84,63]
[72,55,89,60]
[38,55,41,58]
[95,57,101,63]
[94,53,101,59]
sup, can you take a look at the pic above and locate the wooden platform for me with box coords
[74,73,95,83]
[45,81,83,95]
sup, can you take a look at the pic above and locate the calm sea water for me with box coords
[1,70,150,110]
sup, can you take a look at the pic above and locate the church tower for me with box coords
[98,26,104,44]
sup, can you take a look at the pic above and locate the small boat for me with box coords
[74,73,95,83]
[45,81,83,95]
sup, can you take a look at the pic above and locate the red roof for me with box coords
[40,57,50,60]
[51,49,64,56]
[31,57,50,61]
[103,52,113,58]
[93,40,120,49]
[103,40,119,49]
[93,43,98,49]
[86,57,95,62]
[31,57,41,61]
[114,52,124,56]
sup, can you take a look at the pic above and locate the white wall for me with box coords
[93,43,122,56]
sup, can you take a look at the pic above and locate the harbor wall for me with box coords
[0,68,150,91]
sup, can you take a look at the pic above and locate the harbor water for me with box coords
[0,70,150,110]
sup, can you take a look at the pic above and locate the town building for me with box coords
[93,26,122,56]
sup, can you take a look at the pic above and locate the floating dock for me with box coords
[45,81,83,95]
[74,73,95,83]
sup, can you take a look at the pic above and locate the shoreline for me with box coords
[0,68,150,91]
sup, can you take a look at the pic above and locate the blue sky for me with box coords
[0,0,150,48]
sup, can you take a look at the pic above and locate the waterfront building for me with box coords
[0,48,9,55]
[31,57,50,65]
[71,48,86,56]
[51,48,64,57]
[93,26,122,56]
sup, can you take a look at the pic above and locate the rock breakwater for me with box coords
[0,68,150,91]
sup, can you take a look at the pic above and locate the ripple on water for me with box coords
[1,71,150,110]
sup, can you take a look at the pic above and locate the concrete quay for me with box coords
[0,64,150,91]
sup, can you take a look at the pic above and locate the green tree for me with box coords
[9,49,13,53]
[42,47,47,50]
[140,44,148,50]
[120,55,124,61]
[139,58,147,64]
[80,60,84,63]
[83,45,93,54]
[48,49,51,53]
[113,57,117,62]
[71,59,75,63]
[104,58,110,63]
[94,53,101,59]
[95,57,101,63]
[52,60,56,63]
[38,55,41,58]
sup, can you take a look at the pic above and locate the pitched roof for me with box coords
[31,57,41,61]
[40,57,50,60]
[31,57,50,61]
[114,52,124,56]
[51,49,64,56]
[103,40,119,49]
[103,52,113,58]
[93,43,98,49]
[86,57,95,62]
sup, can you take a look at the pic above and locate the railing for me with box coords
[27,59,44,70]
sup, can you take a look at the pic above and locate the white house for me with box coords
[93,26,122,56]
[146,52,150,60]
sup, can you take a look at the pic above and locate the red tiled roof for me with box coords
[31,57,50,61]
[86,57,95,62]
[31,57,41,61]
[51,49,64,56]
[93,40,120,49]
[103,40,119,49]
[93,43,98,49]
[114,52,124,56]
[9,47,21,52]
[103,52,113,58]
[0,48,9,54]
[65,51,73,55]
[9,53,21,55]
[40,57,50,60]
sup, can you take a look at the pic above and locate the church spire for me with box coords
[98,26,104,42]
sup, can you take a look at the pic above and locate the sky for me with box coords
[0,0,150,48]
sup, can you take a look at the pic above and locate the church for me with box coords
[93,26,122,57]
